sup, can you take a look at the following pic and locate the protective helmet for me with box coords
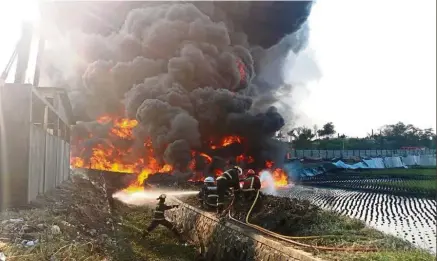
[157,194,167,200]
[246,169,256,176]
[233,166,243,176]
[204,177,215,184]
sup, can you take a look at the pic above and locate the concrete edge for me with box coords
[170,197,324,261]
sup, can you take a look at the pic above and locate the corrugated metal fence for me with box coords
[28,124,70,202]
[291,149,436,159]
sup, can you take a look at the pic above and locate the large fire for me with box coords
[71,115,289,191]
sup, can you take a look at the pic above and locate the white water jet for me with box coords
[113,189,198,206]
[259,170,278,196]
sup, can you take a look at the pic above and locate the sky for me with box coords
[0,0,39,83]
[295,0,436,137]
[0,0,435,138]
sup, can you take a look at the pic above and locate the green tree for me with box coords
[288,127,316,149]
[317,122,336,139]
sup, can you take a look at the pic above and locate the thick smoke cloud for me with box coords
[41,1,313,171]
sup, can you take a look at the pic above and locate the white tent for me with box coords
[402,155,419,166]
[418,155,436,167]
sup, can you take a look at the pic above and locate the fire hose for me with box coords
[227,190,379,252]
[142,182,377,251]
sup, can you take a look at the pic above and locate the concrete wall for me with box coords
[0,84,32,208]
[166,198,322,261]
[0,84,71,209]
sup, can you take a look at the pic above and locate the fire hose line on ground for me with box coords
[227,190,379,252]
[136,182,376,252]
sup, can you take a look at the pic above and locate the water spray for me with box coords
[260,170,278,196]
[113,189,198,206]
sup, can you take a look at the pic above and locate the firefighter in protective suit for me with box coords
[143,194,183,242]
[241,169,261,201]
[216,166,244,213]
[198,177,219,209]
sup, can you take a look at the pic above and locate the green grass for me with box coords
[113,204,196,261]
[295,210,435,260]
[276,208,436,261]
[322,250,435,261]
[188,194,436,261]
[363,168,436,176]
[374,180,436,191]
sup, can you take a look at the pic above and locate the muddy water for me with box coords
[279,185,437,253]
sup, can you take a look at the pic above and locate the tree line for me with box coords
[277,122,436,150]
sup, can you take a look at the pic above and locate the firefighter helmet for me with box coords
[234,166,243,176]
[246,169,256,176]
[157,194,167,200]
[204,177,215,184]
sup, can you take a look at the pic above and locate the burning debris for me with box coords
[45,2,313,190]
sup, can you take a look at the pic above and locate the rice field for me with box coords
[299,168,436,198]
[279,185,437,253]
[302,178,436,199]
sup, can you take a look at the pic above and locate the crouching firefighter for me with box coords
[143,194,183,242]
[216,166,243,214]
[241,169,261,201]
[198,177,219,209]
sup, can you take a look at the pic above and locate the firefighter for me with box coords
[143,194,184,242]
[216,166,243,214]
[197,177,219,209]
[241,169,261,201]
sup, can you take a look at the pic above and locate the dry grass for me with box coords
[0,171,196,261]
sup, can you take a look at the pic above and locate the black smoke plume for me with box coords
[41,1,313,173]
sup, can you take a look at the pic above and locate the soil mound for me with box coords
[231,194,322,236]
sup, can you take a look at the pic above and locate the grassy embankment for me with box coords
[0,172,196,261]
[183,194,435,261]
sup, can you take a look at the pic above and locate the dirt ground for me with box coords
[0,171,197,261]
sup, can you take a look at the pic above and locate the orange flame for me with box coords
[271,168,288,187]
[210,135,242,149]
[199,153,212,163]
[70,115,173,192]
[261,160,289,188]
[110,118,138,139]
[71,115,288,191]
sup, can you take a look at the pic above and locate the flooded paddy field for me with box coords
[279,185,436,253]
